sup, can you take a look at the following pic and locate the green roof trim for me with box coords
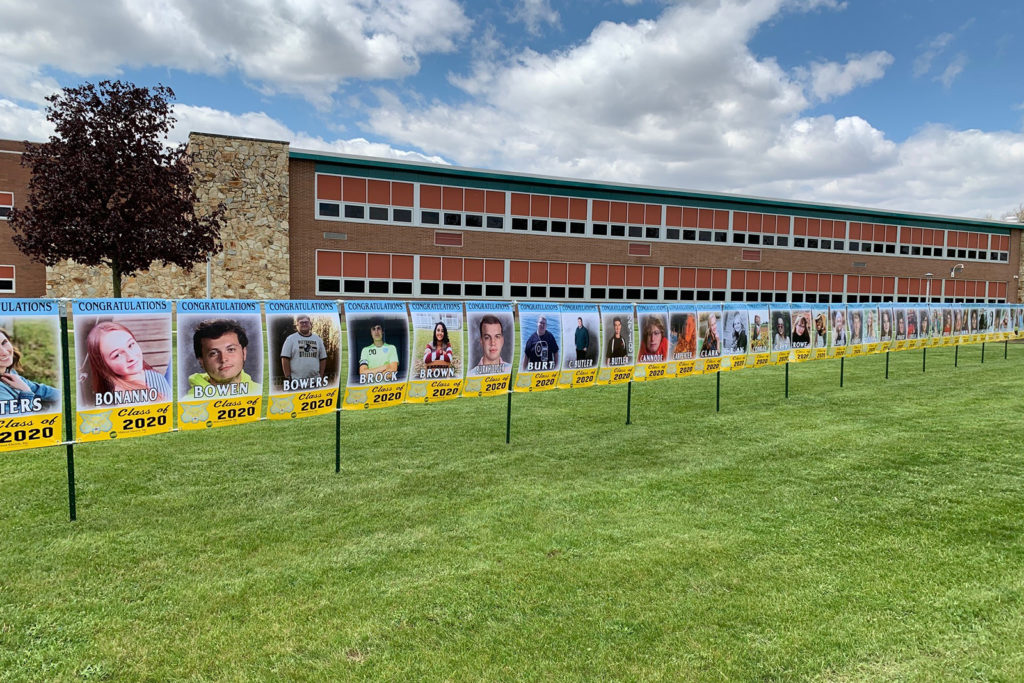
[291,150,1015,235]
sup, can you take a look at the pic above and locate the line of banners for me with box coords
[1,298,1021,453]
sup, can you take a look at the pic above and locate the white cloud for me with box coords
[0,99,54,141]
[511,0,560,35]
[937,52,967,89]
[0,0,471,106]
[796,51,893,102]
[366,0,1024,217]
[913,32,953,77]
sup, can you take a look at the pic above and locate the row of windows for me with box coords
[314,174,1013,263]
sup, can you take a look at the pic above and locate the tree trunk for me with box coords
[111,259,122,298]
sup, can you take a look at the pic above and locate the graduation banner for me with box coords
[177,300,264,430]
[747,305,772,369]
[879,306,896,351]
[343,300,409,409]
[810,306,830,359]
[695,304,723,373]
[893,307,910,350]
[462,301,514,398]
[72,299,172,441]
[515,302,561,392]
[597,304,635,385]
[408,301,464,403]
[829,305,849,357]
[862,305,881,354]
[266,300,341,420]
[720,305,749,371]
[668,304,698,377]
[0,299,62,453]
[789,307,813,362]
[845,305,867,357]
[558,303,600,389]
[769,306,792,364]
[634,304,671,381]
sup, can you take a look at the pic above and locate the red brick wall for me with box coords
[0,140,46,297]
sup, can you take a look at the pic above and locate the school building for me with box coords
[2,133,1022,304]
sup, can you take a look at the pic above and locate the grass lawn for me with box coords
[2,344,1023,679]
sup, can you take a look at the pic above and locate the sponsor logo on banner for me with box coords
[176,299,264,429]
[0,299,63,452]
[408,302,465,404]
[73,299,174,441]
[343,301,410,409]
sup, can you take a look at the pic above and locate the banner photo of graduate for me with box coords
[668,304,698,377]
[928,306,943,346]
[695,304,723,373]
[265,300,341,420]
[893,307,910,348]
[769,306,791,363]
[72,299,172,441]
[462,302,514,398]
[597,304,634,385]
[789,307,813,362]
[747,306,772,368]
[515,302,560,392]
[177,300,264,430]
[558,303,600,389]
[862,306,880,353]
[344,301,409,409]
[879,306,895,349]
[829,305,849,357]
[634,304,671,381]
[407,301,464,403]
[0,299,62,453]
[720,305,749,370]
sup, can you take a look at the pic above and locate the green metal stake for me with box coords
[981,342,986,364]
[715,371,720,413]
[1005,339,1008,359]
[59,310,76,522]
[785,363,789,398]
[954,344,959,367]
[885,351,890,379]
[334,409,341,474]
[840,356,845,387]
[505,390,513,443]
[626,380,633,425]
[922,347,927,372]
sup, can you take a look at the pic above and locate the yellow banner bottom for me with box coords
[514,371,559,392]
[179,397,262,430]
[268,388,338,419]
[0,413,62,453]
[558,368,598,389]
[78,402,172,441]
[343,383,408,409]
[407,378,465,403]
[462,374,511,398]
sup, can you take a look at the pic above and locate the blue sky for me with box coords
[1,0,1022,219]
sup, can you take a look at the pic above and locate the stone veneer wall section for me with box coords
[46,132,290,299]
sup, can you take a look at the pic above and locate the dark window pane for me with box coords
[568,287,585,298]
[570,222,585,234]
[444,213,462,226]
[794,237,805,248]
[820,240,830,249]
[763,235,775,246]
[696,290,710,301]
[485,284,503,297]
[698,231,712,241]
[748,233,760,245]
[420,282,440,295]
[393,208,412,222]
[317,278,340,293]
[486,216,504,229]
[628,226,642,238]
[0,280,12,291]
[511,285,527,297]
[530,286,547,298]
[608,288,624,299]
[714,231,727,243]
[730,292,744,301]
[443,283,462,296]
[664,290,679,300]
[885,244,895,254]
[805,294,817,303]
[531,219,548,232]
[422,211,440,224]
[645,227,660,239]
[900,245,910,255]
[711,291,725,301]
[626,288,641,299]
[744,291,758,302]
[611,225,626,237]
[551,221,567,233]
[873,243,883,253]
[683,229,696,240]
[666,228,680,240]
[393,281,413,294]
[911,246,921,255]
[968,250,977,259]
[512,217,528,230]
[681,290,695,301]
[368,280,389,294]
[850,242,860,251]
[593,223,608,236]
[549,286,565,298]
[733,233,746,243]
[776,236,788,246]
[922,247,932,256]
[833,241,844,250]
[319,202,340,217]
[590,287,607,299]
[344,205,365,219]
[643,288,658,300]
[369,207,389,220]
[465,284,483,296]
[807,238,818,249]
[465,214,483,228]
[343,279,366,293]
